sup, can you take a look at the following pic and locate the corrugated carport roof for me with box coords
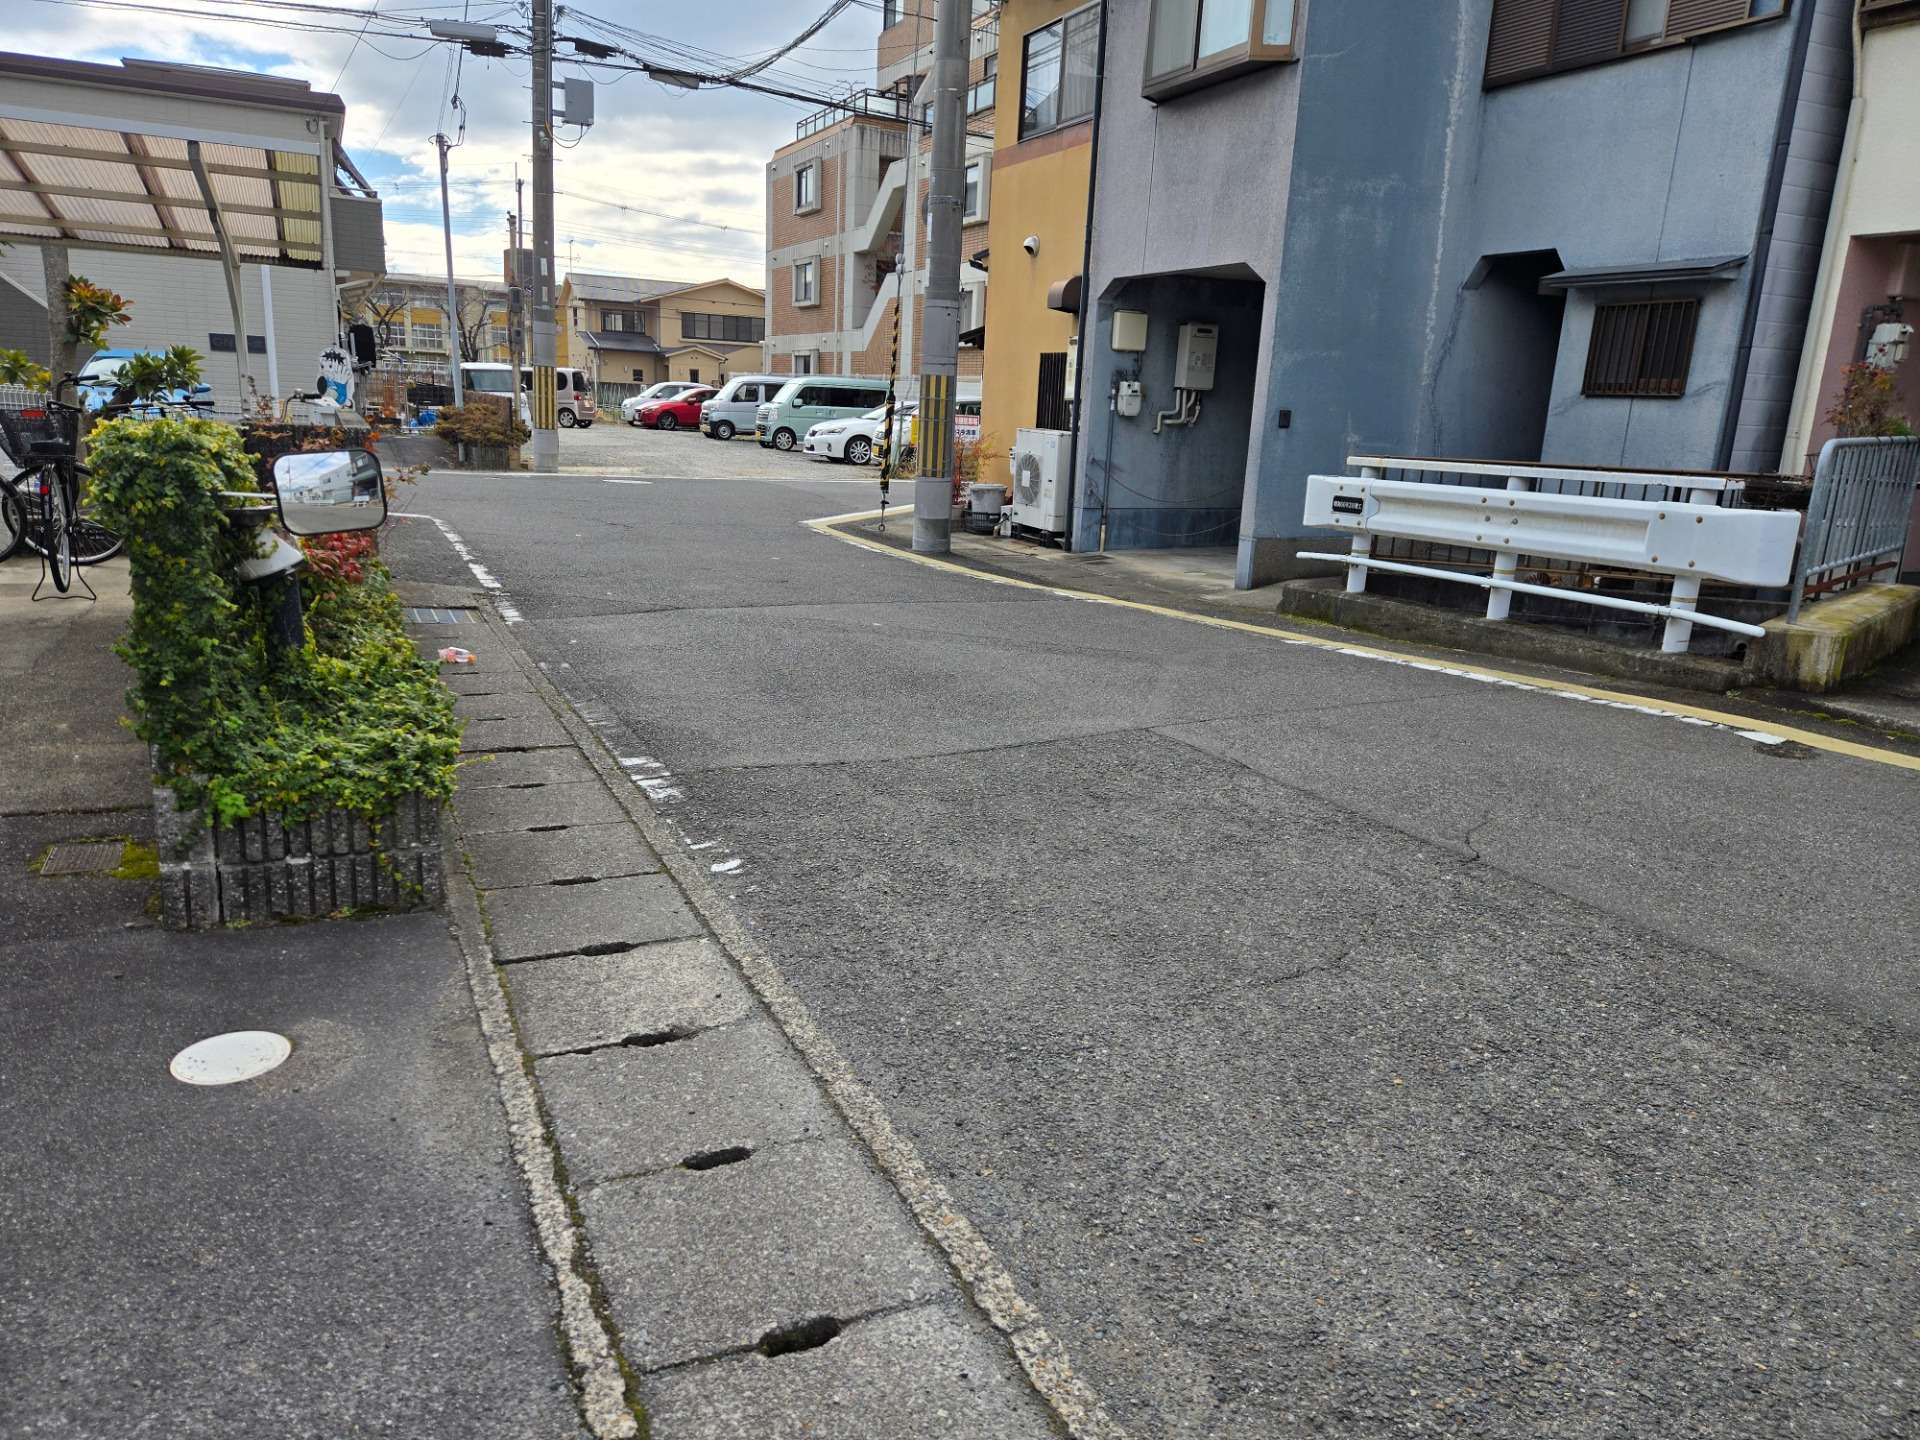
[0,52,343,269]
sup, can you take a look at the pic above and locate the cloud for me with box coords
[15,0,884,283]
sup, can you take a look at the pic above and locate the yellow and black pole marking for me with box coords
[533,365,557,432]
[918,371,952,487]
[877,274,904,520]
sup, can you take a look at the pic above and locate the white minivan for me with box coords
[698,374,783,442]
[458,363,596,428]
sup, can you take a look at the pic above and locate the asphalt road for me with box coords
[387,427,1920,1440]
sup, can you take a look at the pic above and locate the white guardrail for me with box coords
[1300,457,1802,653]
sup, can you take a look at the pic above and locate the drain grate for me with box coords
[403,606,479,624]
[39,841,124,876]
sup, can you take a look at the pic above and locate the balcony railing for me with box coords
[796,89,909,140]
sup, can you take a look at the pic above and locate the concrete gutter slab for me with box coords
[460,714,577,753]
[484,872,703,962]
[502,939,754,1055]
[580,1139,950,1371]
[537,1019,837,1185]
[457,748,599,791]
[644,1301,1058,1439]
[455,780,626,834]
[465,822,660,889]
[453,690,564,723]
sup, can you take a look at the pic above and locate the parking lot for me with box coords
[555,410,867,481]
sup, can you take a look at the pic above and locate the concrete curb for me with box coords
[442,843,644,1439]
[454,594,1127,1440]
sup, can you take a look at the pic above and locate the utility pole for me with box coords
[434,130,465,406]
[529,0,559,470]
[915,0,968,554]
[506,210,523,415]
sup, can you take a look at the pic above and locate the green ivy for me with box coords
[89,417,460,825]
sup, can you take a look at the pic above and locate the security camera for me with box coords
[1022,234,1040,257]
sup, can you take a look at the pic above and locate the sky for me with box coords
[14,0,894,288]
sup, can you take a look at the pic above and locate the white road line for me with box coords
[390,511,523,625]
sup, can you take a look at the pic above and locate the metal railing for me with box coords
[1786,435,1920,620]
[795,89,909,140]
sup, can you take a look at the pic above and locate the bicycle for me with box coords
[0,376,127,585]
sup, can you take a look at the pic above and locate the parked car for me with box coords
[622,381,703,425]
[632,386,715,431]
[754,375,892,452]
[459,363,596,428]
[698,374,784,441]
[802,402,916,465]
[73,348,213,415]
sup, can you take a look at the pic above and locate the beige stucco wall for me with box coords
[1781,19,1920,469]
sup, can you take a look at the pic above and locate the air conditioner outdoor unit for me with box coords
[1010,427,1071,534]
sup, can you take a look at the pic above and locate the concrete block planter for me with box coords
[155,782,445,929]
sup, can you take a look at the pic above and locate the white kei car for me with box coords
[802,403,916,466]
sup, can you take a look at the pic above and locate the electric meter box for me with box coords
[1111,309,1149,353]
[1175,322,1218,392]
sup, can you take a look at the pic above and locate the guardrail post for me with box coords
[1347,465,1382,593]
[1662,575,1701,653]
[1485,475,1529,621]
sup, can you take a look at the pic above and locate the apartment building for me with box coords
[359,273,513,372]
[763,0,997,403]
[1069,0,1853,587]
[978,0,1097,465]
[560,272,767,394]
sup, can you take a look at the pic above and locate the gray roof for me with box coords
[566,271,684,304]
[581,330,663,354]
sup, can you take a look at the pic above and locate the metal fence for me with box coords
[1786,435,1920,620]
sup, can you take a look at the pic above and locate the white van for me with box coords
[698,374,784,442]
[458,363,596,428]
[754,375,893,452]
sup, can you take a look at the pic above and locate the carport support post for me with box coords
[1663,575,1701,653]
[42,243,75,386]
[187,141,251,405]
[1486,475,1529,622]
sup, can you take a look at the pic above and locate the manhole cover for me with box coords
[403,606,478,624]
[39,841,123,876]
[169,1031,293,1086]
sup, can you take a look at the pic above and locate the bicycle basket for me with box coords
[0,404,76,466]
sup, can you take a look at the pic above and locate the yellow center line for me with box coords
[804,508,1920,775]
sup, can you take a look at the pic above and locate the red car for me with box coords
[634,386,714,431]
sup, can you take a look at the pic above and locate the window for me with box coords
[681,312,767,343]
[792,351,816,375]
[968,54,997,115]
[1582,298,1699,398]
[793,259,819,306]
[208,333,269,354]
[1485,0,1788,87]
[410,321,446,350]
[1022,6,1099,139]
[794,161,820,214]
[1036,351,1072,430]
[631,368,647,382]
[883,0,901,25]
[1143,0,1295,101]
[963,161,985,222]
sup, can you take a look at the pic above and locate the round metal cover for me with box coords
[169,1030,292,1086]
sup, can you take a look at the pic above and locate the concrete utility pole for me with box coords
[529,0,559,470]
[434,130,465,406]
[506,210,523,407]
[915,0,968,555]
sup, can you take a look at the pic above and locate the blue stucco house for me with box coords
[1068,0,1854,588]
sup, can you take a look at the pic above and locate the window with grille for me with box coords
[1036,351,1071,429]
[1582,298,1699,398]
[1485,0,1787,87]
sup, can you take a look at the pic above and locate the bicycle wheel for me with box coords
[0,481,24,564]
[45,465,73,592]
[19,463,122,566]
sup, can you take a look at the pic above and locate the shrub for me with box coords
[1826,363,1914,439]
[116,346,203,404]
[434,401,529,449]
[62,276,131,349]
[0,348,50,389]
[88,416,460,828]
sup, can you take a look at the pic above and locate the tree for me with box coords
[454,287,497,365]
[361,289,410,354]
